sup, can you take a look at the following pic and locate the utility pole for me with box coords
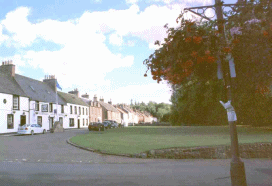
[185,1,247,185]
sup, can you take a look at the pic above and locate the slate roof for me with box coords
[58,92,89,106]
[81,97,91,105]
[116,107,126,114]
[98,101,120,112]
[14,74,66,104]
[0,73,27,97]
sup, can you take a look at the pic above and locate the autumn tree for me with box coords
[144,0,272,126]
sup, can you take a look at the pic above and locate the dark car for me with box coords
[102,121,111,129]
[105,120,118,128]
[88,122,104,131]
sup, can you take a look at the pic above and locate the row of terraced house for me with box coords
[0,61,156,134]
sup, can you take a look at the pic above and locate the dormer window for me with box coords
[13,95,19,110]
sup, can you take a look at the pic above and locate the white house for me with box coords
[58,89,89,129]
[15,74,68,131]
[116,106,129,127]
[0,61,30,133]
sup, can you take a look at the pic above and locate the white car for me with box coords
[17,124,47,135]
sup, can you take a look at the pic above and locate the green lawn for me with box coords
[69,126,272,155]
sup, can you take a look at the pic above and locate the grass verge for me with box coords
[69,126,272,155]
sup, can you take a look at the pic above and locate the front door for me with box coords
[78,119,80,129]
[20,115,26,126]
[49,117,54,129]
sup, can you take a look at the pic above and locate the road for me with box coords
[0,129,271,185]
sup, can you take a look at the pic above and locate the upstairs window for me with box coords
[86,108,88,115]
[35,101,39,111]
[70,106,73,114]
[75,106,77,114]
[83,108,84,115]
[79,107,81,115]
[13,95,19,110]
[61,105,64,113]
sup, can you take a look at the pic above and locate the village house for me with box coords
[115,105,129,127]
[81,94,102,123]
[0,61,30,134]
[0,61,69,133]
[16,74,67,131]
[98,98,121,123]
[58,89,89,129]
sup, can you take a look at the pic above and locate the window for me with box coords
[86,119,88,125]
[69,118,74,127]
[61,105,64,113]
[75,106,77,114]
[41,104,48,112]
[37,116,42,126]
[70,106,73,114]
[79,107,81,115]
[7,114,14,129]
[83,108,84,115]
[49,103,53,112]
[86,108,88,115]
[83,119,85,126]
[13,95,19,110]
[35,101,39,111]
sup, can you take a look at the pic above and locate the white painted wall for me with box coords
[29,101,68,131]
[122,113,129,127]
[0,93,29,134]
[64,103,89,129]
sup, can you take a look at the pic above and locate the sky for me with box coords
[0,0,237,105]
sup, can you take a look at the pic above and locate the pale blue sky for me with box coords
[0,0,237,104]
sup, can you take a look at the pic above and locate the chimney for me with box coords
[93,94,98,102]
[99,96,104,102]
[43,74,57,92]
[108,99,112,105]
[68,88,79,97]
[0,60,15,77]
[82,93,89,99]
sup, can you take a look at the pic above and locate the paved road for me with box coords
[0,129,154,164]
[0,129,271,185]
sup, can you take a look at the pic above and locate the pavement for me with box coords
[0,129,271,185]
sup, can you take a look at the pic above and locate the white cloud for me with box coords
[109,32,123,46]
[1,7,37,47]
[125,0,139,5]
[1,1,211,103]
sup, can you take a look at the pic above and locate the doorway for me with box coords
[78,119,80,129]
[49,117,54,129]
[20,115,26,126]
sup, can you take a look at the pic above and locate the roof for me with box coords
[116,107,127,114]
[0,73,27,97]
[81,97,92,105]
[15,74,66,104]
[98,101,119,112]
[58,92,89,106]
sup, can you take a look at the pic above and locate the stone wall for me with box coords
[132,143,272,159]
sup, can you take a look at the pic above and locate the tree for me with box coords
[144,0,272,126]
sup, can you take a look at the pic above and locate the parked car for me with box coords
[105,120,118,128]
[102,121,111,129]
[88,122,104,131]
[17,124,47,135]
